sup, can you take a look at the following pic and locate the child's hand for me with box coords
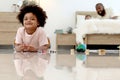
[14,44,26,52]
[27,46,37,52]
[15,44,37,52]
[24,45,37,52]
[23,45,29,51]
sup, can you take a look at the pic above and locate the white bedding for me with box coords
[73,19,120,44]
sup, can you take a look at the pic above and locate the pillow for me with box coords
[76,15,85,22]
[76,15,86,28]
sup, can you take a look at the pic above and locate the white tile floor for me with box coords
[0,53,17,80]
[1,49,120,80]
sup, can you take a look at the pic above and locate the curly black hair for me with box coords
[17,5,47,27]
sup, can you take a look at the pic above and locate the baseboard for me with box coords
[0,45,13,49]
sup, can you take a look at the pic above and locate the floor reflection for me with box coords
[1,49,120,80]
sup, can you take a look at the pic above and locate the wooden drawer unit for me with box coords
[0,31,17,45]
[85,34,120,45]
[56,34,76,49]
[0,12,21,45]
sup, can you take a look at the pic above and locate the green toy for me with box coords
[76,44,86,52]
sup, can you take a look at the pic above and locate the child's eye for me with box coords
[31,18,35,20]
[31,19,35,20]
[23,17,36,20]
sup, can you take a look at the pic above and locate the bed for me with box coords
[73,11,120,48]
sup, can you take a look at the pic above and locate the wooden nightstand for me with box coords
[0,12,21,45]
[56,34,76,50]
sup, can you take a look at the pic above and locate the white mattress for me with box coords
[73,19,120,44]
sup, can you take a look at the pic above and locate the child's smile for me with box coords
[24,12,39,29]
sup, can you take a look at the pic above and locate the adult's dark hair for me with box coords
[95,3,104,9]
[17,5,47,27]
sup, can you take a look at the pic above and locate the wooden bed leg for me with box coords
[70,49,75,55]
[85,49,89,55]
[98,49,106,55]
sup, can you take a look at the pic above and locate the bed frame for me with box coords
[76,11,120,67]
[84,34,120,45]
[75,11,120,49]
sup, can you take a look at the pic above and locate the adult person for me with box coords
[95,3,118,19]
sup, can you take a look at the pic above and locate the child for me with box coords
[14,4,49,80]
[85,15,91,20]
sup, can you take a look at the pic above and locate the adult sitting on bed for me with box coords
[95,3,118,19]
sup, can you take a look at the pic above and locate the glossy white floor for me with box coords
[1,49,120,80]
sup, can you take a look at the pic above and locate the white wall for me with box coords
[0,0,120,50]
[0,0,19,12]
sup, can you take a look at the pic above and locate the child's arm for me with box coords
[14,43,25,52]
[26,46,38,52]
[14,43,37,52]
[39,44,48,50]
[39,45,49,54]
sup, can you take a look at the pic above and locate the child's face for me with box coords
[23,12,39,29]
[85,16,91,20]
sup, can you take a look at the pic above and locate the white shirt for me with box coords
[96,8,114,19]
